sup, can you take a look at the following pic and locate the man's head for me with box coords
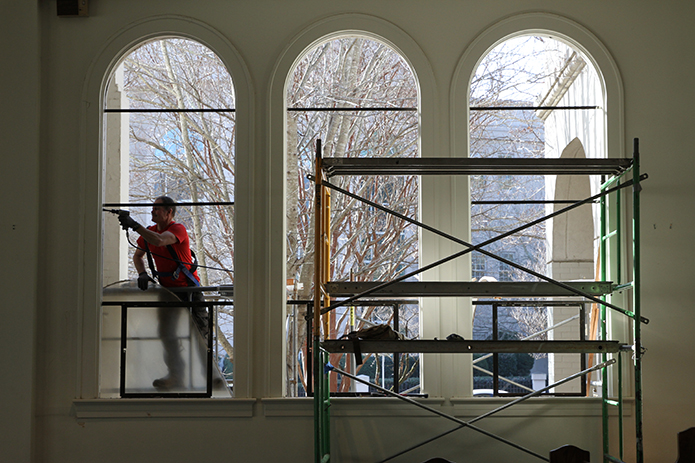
[151,195,176,227]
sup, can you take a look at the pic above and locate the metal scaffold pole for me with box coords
[313,139,331,463]
[600,174,610,461]
[632,138,644,463]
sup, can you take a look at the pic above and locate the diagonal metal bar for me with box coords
[473,314,579,365]
[377,358,616,463]
[604,453,628,463]
[473,364,535,393]
[319,174,648,324]
[326,363,556,462]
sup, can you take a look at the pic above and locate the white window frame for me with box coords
[453,13,625,398]
[270,15,439,397]
[77,17,253,402]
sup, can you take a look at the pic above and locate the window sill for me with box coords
[72,398,256,419]
[73,396,632,420]
[449,396,633,417]
[261,397,447,417]
[262,396,632,418]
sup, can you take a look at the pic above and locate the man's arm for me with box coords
[133,246,154,290]
[137,227,178,247]
[133,247,147,275]
[118,214,178,247]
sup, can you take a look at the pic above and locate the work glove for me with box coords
[138,272,151,290]
[118,214,142,231]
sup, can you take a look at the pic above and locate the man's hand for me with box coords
[118,214,142,231]
[138,272,151,290]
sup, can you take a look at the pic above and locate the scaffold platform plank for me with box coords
[321,339,623,354]
[324,281,613,298]
[321,157,632,177]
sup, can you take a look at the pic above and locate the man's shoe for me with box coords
[153,375,184,391]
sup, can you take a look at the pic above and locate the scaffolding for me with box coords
[312,138,647,463]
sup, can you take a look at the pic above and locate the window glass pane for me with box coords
[102,38,235,397]
[285,37,420,397]
[470,35,602,396]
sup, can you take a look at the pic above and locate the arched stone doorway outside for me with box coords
[548,137,594,392]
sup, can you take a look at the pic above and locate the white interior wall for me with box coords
[0,4,40,463]
[3,1,695,462]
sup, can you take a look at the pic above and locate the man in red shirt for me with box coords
[131,197,199,289]
[119,195,206,391]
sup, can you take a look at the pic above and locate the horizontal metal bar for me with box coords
[321,339,622,354]
[339,299,418,306]
[322,157,632,176]
[101,301,233,307]
[470,105,599,111]
[168,285,234,294]
[472,300,586,306]
[120,392,211,398]
[325,281,614,297]
[287,106,595,112]
[104,108,235,113]
[103,201,234,207]
[472,200,586,205]
[287,107,417,112]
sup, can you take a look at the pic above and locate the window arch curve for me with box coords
[452,12,624,158]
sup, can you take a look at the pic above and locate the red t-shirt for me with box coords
[137,222,199,287]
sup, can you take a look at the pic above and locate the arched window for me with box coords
[469,35,605,395]
[285,36,420,396]
[101,37,235,397]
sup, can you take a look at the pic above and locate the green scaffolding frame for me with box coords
[312,139,646,463]
[599,139,645,463]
